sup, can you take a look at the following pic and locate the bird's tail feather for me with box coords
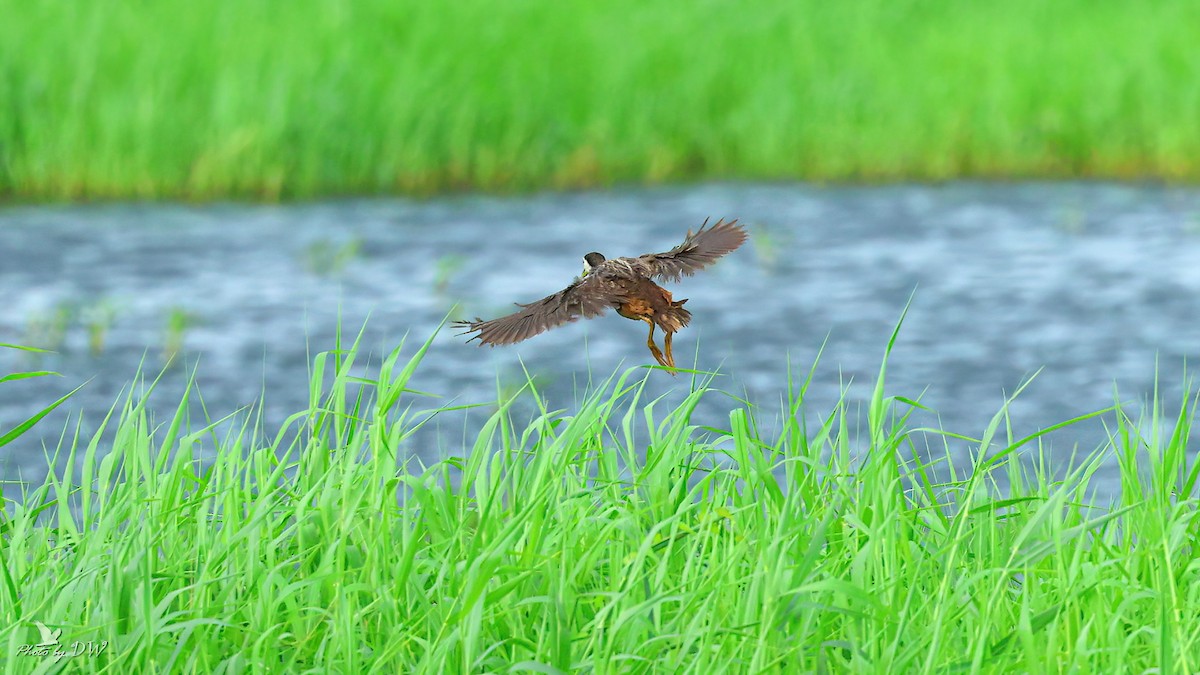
[658,298,691,332]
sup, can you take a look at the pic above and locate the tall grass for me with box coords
[2,322,1199,672]
[2,0,1199,200]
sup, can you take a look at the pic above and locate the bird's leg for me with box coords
[663,331,675,369]
[642,319,669,368]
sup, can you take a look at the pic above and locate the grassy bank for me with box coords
[2,327,1199,672]
[3,0,1200,200]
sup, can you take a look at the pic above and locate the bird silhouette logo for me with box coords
[33,621,61,648]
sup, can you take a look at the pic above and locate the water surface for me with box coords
[3,183,1199,495]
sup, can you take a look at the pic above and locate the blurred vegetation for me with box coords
[298,236,365,277]
[432,254,467,295]
[749,223,786,272]
[2,0,1199,200]
[163,306,195,364]
[83,299,119,356]
[22,301,75,353]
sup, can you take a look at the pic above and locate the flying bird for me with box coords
[454,218,746,371]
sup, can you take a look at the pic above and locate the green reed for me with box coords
[2,0,1199,200]
[1,319,1198,672]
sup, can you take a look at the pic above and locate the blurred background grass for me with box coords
[2,0,1198,200]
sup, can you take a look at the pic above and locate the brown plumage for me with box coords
[453,218,746,371]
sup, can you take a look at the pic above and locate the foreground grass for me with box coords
[2,326,1199,673]
[3,0,1200,200]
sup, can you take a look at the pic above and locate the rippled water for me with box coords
[3,183,1200,495]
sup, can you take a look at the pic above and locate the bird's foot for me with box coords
[663,332,676,370]
[644,320,676,375]
[646,340,670,369]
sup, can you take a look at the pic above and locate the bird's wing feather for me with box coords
[637,218,747,282]
[454,274,616,346]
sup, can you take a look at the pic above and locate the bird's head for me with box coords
[582,252,606,276]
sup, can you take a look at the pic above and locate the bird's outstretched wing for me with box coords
[34,621,61,647]
[637,218,747,282]
[454,274,615,346]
